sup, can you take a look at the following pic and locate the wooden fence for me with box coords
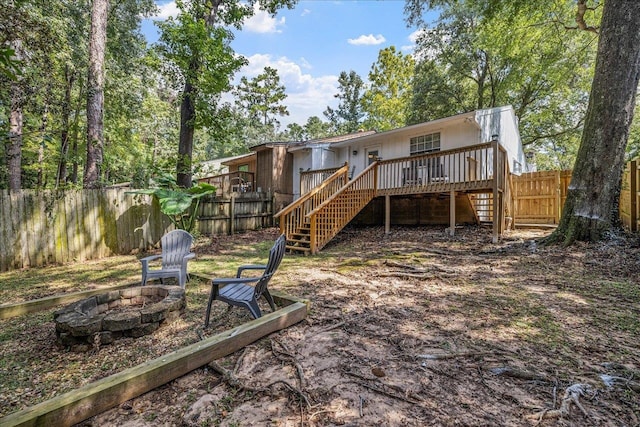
[513,159,639,231]
[512,170,572,225]
[0,190,273,272]
[620,159,639,232]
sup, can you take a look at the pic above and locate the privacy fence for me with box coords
[512,158,640,231]
[0,190,273,272]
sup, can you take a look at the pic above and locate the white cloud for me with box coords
[408,29,425,44]
[244,3,286,33]
[236,54,339,126]
[153,1,179,20]
[301,9,311,17]
[347,34,386,46]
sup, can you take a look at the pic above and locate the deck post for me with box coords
[492,141,499,243]
[385,195,390,234]
[229,195,235,235]
[449,190,456,236]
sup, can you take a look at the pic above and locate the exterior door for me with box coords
[365,145,381,167]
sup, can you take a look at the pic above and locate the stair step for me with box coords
[288,238,310,244]
[286,245,311,254]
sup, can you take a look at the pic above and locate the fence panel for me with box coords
[620,159,639,232]
[0,190,273,272]
[512,171,569,225]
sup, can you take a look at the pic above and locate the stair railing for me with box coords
[306,162,378,254]
[274,163,350,239]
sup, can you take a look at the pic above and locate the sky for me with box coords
[142,1,435,128]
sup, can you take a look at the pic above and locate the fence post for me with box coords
[229,195,235,235]
[631,160,638,232]
[555,170,561,224]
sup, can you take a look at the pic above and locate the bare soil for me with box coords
[2,226,640,426]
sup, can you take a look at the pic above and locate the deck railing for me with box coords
[300,165,344,195]
[198,171,255,195]
[275,163,350,238]
[306,162,378,254]
[375,142,505,195]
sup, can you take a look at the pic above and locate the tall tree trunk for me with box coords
[546,0,640,244]
[175,0,221,188]
[37,100,50,188]
[177,79,196,188]
[6,40,23,191]
[7,81,23,191]
[57,66,75,188]
[84,0,109,189]
[71,76,85,185]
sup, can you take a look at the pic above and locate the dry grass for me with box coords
[1,226,639,426]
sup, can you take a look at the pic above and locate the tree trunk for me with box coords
[175,0,221,188]
[84,0,109,189]
[7,80,23,191]
[177,79,196,188]
[57,66,75,188]
[546,0,640,244]
[37,100,50,188]
[6,40,23,191]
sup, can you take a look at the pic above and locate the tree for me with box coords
[284,122,304,141]
[235,66,289,143]
[407,1,598,167]
[304,116,332,140]
[546,0,640,244]
[83,0,109,189]
[362,46,415,131]
[324,70,366,134]
[157,0,294,188]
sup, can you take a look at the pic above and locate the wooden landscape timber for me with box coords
[0,282,135,319]
[0,290,309,427]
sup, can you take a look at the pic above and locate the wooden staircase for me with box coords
[275,163,378,255]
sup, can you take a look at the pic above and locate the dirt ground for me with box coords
[72,225,639,427]
[2,225,640,426]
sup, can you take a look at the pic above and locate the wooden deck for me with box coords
[276,141,509,254]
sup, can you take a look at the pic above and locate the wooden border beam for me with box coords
[0,283,134,319]
[0,293,308,427]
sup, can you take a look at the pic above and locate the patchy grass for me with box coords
[1,226,639,425]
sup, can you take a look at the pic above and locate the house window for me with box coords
[410,132,441,155]
[238,164,249,172]
[513,160,522,174]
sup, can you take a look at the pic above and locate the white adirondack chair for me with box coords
[140,230,195,288]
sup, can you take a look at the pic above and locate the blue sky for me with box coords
[144,1,434,127]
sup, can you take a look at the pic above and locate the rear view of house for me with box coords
[276,105,529,254]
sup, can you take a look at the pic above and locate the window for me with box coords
[238,164,249,172]
[410,132,441,155]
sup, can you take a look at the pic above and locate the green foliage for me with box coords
[128,173,216,232]
[409,0,600,169]
[362,46,415,131]
[234,66,289,143]
[324,70,366,134]
[0,47,21,80]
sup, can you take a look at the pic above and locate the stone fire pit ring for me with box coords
[54,285,186,352]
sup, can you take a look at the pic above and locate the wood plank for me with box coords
[0,298,307,427]
[0,282,136,319]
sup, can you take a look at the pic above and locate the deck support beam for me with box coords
[385,195,390,234]
[449,190,456,236]
[492,141,500,243]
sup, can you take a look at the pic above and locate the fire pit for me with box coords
[54,285,186,352]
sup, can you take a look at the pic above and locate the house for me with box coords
[197,143,294,212]
[276,105,529,254]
